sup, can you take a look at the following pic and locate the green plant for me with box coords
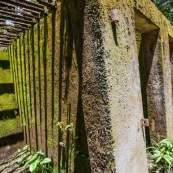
[152,0,173,24]
[13,146,54,173]
[147,139,173,173]
[57,122,77,155]
[24,150,52,172]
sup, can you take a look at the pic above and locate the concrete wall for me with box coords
[0,50,23,160]
[7,0,173,172]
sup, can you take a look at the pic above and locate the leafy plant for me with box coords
[57,122,77,155]
[147,139,173,173]
[13,146,55,173]
[24,150,52,172]
[14,145,29,159]
[152,0,173,24]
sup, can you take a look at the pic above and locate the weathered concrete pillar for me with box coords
[134,0,173,141]
[164,35,173,138]
[142,31,167,141]
[82,0,148,172]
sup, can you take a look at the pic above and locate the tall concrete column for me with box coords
[82,1,148,172]
[142,31,167,141]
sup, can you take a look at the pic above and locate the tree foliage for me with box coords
[152,0,173,24]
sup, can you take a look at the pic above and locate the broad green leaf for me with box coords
[29,158,40,172]
[40,158,52,165]
[24,154,38,167]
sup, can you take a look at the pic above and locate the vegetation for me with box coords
[152,0,173,24]
[147,139,173,173]
[14,146,57,173]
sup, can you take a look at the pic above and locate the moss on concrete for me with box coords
[0,119,18,137]
[0,94,16,111]
[0,51,8,60]
[0,69,13,84]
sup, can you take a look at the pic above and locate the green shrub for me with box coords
[147,139,173,173]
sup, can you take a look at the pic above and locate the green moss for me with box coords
[47,140,57,147]
[0,94,17,111]
[0,118,18,137]
[0,51,8,60]
[136,30,142,54]
[0,69,13,83]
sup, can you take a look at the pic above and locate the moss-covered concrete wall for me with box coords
[9,2,90,172]
[0,50,22,159]
[8,0,173,172]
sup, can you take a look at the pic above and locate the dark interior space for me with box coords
[0,83,14,95]
[0,60,10,69]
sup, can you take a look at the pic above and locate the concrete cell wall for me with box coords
[9,2,90,172]
[0,50,23,160]
[8,0,173,172]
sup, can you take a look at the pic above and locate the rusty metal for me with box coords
[141,118,149,127]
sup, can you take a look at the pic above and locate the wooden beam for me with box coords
[0,36,14,41]
[0,13,35,25]
[0,32,17,38]
[0,26,23,32]
[0,45,8,47]
[0,29,21,35]
[0,26,23,33]
[0,37,13,41]
[0,41,12,45]
[18,0,44,9]
[0,0,45,13]
[0,9,36,21]
[0,19,30,28]
[34,0,56,8]
[0,1,40,18]
[0,23,29,30]
[0,35,16,40]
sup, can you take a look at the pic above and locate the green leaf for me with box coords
[163,155,172,165]
[24,154,38,167]
[36,150,45,156]
[17,154,30,164]
[40,158,52,165]
[155,156,162,163]
[14,145,28,158]
[29,158,40,172]
[65,123,74,130]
